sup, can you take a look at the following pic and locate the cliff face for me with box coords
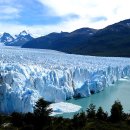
[0,47,130,114]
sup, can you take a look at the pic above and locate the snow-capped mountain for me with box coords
[0,46,130,114]
[19,30,29,36]
[0,31,33,46]
[0,33,14,43]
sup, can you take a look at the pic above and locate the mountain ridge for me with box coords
[23,19,130,57]
[22,28,97,51]
[0,30,34,46]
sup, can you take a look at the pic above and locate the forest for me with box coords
[0,98,130,130]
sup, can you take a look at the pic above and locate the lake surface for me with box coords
[59,80,130,118]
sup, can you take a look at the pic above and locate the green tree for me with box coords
[86,104,96,119]
[24,112,35,125]
[72,111,86,129]
[11,112,23,127]
[33,98,52,130]
[96,107,108,120]
[110,100,123,122]
[0,115,2,125]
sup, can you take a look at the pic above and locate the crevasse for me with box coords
[0,47,130,114]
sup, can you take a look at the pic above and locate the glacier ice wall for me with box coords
[0,47,130,114]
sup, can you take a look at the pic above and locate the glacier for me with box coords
[0,46,130,114]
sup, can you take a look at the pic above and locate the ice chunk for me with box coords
[49,102,81,116]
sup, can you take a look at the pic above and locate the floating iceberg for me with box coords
[49,102,81,116]
[0,47,130,114]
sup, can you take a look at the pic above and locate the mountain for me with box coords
[0,33,14,43]
[22,28,97,51]
[0,31,34,46]
[22,19,130,57]
[72,19,130,57]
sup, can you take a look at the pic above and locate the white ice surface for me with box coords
[49,102,81,116]
[0,46,130,114]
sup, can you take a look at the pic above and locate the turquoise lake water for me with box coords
[60,80,130,118]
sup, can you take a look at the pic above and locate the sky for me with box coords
[0,0,130,37]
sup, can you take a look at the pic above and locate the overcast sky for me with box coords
[0,0,130,37]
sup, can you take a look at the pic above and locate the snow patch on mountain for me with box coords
[0,46,130,114]
[0,33,14,43]
[0,31,33,46]
[19,30,28,36]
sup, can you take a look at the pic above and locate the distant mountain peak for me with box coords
[0,32,14,43]
[0,31,34,46]
[71,27,97,35]
[19,30,30,36]
[2,32,12,37]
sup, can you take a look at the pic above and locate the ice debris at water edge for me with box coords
[0,46,130,114]
[49,102,81,116]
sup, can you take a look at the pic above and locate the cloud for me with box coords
[0,22,82,37]
[0,23,62,37]
[0,6,21,20]
[0,6,19,14]
[0,1,21,20]
[37,0,130,28]
[90,16,107,22]
[0,0,130,37]
[0,0,16,4]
